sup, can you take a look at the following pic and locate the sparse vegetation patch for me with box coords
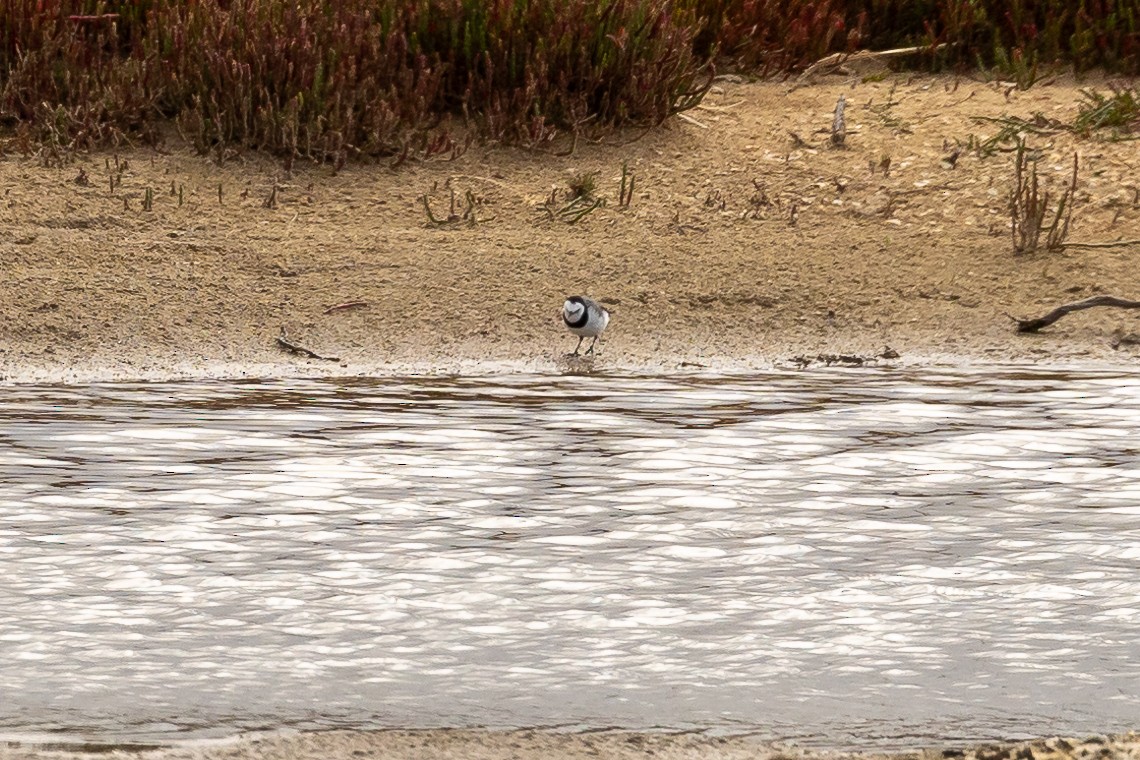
[1008,139,1078,254]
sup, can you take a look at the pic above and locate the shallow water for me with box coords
[1,369,1139,749]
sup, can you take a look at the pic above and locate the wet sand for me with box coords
[2,729,1139,760]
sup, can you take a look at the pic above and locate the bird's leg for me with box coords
[586,336,599,355]
[572,336,584,356]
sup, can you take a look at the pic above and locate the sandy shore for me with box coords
[1,72,1138,757]
[2,74,1139,384]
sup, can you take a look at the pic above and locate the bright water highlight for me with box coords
[1,369,1139,747]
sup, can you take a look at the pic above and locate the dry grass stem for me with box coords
[1009,139,1078,254]
[831,94,847,147]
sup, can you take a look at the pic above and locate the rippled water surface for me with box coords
[2,369,1140,748]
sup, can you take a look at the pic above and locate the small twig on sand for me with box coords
[677,112,709,129]
[1061,238,1140,249]
[323,301,369,314]
[696,100,743,112]
[1013,295,1140,333]
[276,327,340,360]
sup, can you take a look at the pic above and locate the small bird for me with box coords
[562,295,609,356]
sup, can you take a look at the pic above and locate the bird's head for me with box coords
[562,296,586,322]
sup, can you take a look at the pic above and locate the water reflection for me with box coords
[1,369,1139,748]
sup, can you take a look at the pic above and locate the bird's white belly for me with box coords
[567,311,607,337]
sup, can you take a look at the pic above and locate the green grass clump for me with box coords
[567,172,598,200]
[1073,84,1140,135]
[967,83,1140,157]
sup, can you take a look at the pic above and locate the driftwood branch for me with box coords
[1014,295,1140,333]
[276,327,340,360]
[791,44,955,90]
